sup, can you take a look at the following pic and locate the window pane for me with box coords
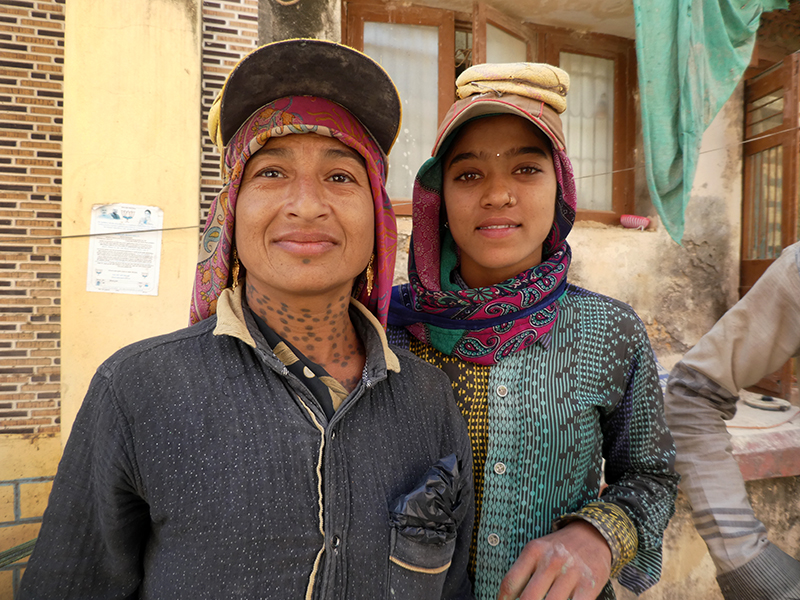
[486,24,526,64]
[746,88,784,137]
[745,145,783,259]
[560,52,614,212]
[455,29,473,79]
[364,22,439,202]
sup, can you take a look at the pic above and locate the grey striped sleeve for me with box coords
[665,363,769,570]
[717,543,800,600]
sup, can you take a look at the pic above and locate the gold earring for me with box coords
[365,254,375,296]
[231,246,240,290]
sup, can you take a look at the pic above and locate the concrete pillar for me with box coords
[61,0,202,442]
[258,0,341,44]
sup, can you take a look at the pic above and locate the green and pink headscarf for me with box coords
[389,110,577,366]
[388,63,576,365]
[190,96,397,326]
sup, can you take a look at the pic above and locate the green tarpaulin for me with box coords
[633,0,789,243]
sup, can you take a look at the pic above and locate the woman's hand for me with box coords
[497,520,612,600]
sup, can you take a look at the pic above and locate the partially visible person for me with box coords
[665,241,800,600]
[388,62,678,600]
[19,39,474,600]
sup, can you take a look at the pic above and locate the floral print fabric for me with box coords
[191,96,397,327]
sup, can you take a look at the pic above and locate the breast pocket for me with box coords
[387,528,456,599]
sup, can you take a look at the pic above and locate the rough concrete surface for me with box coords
[393,216,412,286]
[258,0,340,44]
[570,84,744,361]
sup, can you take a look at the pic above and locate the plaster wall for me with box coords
[568,84,744,368]
[60,0,202,443]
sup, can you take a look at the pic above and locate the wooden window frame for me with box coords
[472,2,536,65]
[343,1,455,215]
[530,25,637,225]
[740,53,799,401]
[739,53,800,400]
[741,54,800,291]
[344,2,637,225]
[739,52,800,400]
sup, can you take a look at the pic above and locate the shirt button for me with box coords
[331,535,341,549]
[487,533,501,546]
[493,462,507,475]
[496,384,508,397]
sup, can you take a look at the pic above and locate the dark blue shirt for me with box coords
[20,289,474,599]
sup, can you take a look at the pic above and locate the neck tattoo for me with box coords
[247,284,366,389]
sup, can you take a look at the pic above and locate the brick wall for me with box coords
[200,0,259,221]
[0,0,64,435]
[0,0,261,435]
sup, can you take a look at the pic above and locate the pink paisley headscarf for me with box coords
[388,116,577,365]
[190,96,397,326]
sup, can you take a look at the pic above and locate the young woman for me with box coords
[389,62,678,600]
[20,40,473,600]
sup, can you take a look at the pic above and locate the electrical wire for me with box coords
[2,123,797,241]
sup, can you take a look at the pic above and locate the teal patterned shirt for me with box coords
[389,284,678,600]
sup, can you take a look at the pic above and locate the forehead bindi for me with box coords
[446,115,552,169]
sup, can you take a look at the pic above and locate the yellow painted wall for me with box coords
[60,0,202,442]
[0,435,61,600]
[2,4,202,594]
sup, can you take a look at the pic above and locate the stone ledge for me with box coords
[729,396,800,481]
[733,426,800,481]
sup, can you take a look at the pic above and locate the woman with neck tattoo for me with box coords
[389,63,678,600]
[20,40,474,600]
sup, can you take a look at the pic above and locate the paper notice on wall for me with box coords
[86,204,163,296]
